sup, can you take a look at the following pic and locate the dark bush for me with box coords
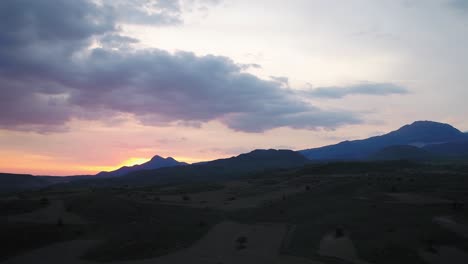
[335,227,344,238]
[236,236,248,250]
[40,197,49,205]
[236,236,247,244]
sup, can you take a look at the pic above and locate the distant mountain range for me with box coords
[60,149,309,188]
[300,121,468,161]
[1,120,467,192]
[96,155,187,178]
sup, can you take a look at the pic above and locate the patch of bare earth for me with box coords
[318,232,371,264]
[2,221,320,264]
[384,193,452,205]
[433,216,468,239]
[419,246,468,264]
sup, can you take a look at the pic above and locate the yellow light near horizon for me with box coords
[74,157,150,175]
[119,157,150,168]
[172,156,215,164]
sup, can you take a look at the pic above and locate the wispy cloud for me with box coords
[301,83,408,99]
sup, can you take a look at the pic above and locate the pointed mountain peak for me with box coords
[97,155,185,177]
[150,155,165,161]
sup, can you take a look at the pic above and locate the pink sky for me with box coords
[1,0,467,175]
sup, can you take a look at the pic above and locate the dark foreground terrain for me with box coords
[1,161,468,264]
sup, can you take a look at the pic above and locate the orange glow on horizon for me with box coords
[79,156,212,175]
[0,152,224,176]
[0,156,219,176]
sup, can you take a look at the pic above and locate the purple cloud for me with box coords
[0,0,382,133]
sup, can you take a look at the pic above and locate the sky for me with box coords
[0,0,467,175]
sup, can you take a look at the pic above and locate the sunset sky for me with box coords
[1,0,467,175]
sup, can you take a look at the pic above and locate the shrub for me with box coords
[335,227,344,238]
[236,236,247,244]
[236,236,248,250]
[40,197,49,205]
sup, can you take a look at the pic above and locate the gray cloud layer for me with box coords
[0,0,405,133]
[303,83,408,99]
[450,0,468,11]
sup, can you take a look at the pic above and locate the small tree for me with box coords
[426,239,437,254]
[57,217,64,227]
[198,221,207,227]
[335,227,344,238]
[236,236,248,250]
[40,197,49,205]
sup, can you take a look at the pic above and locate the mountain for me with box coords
[60,149,309,188]
[300,121,467,160]
[117,149,308,184]
[97,155,187,177]
[202,149,309,171]
[370,145,435,161]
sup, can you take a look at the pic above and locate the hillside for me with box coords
[300,121,467,160]
[0,173,51,193]
[423,140,468,158]
[370,145,435,161]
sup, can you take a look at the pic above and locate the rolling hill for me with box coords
[0,173,51,193]
[370,145,435,161]
[422,140,468,158]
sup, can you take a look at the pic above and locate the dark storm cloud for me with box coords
[0,0,388,133]
[302,83,408,99]
[63,49,362,132]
